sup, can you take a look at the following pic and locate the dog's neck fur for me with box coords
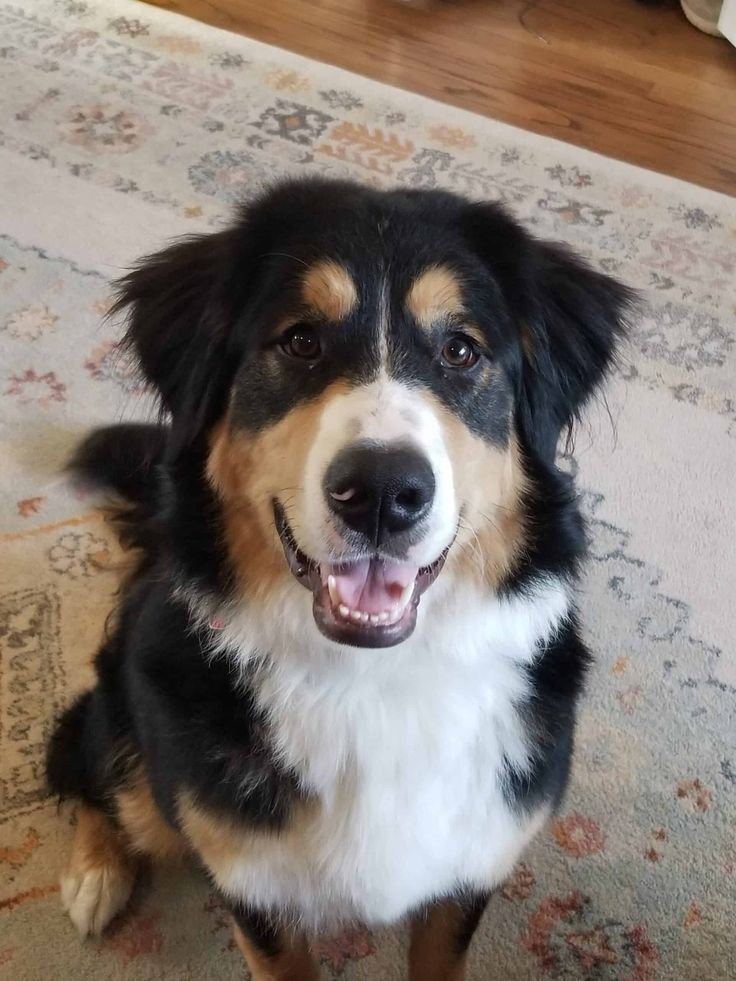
[180,571,572,786]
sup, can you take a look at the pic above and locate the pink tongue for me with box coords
[323,558,419,614]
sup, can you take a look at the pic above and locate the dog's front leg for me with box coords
[409,892,490,981]
[230,902,320,981]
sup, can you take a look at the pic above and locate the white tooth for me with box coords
[327,575,340,607]
[360,612,369,623]
[399,582,414,609]
[369,614,381,626]
[350,610,362,623]
[339,604,350,619]
[377,612,389,624]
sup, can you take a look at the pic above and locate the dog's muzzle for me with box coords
[274,444,450,648]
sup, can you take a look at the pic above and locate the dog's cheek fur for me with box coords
[207,381,351,603]
[417,391,527,589]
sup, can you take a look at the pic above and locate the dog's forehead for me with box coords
[259,190,474,306]
[278,234,476,325]
[295,254,468,321]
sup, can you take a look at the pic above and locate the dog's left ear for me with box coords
[464,203,635,462]
[113,226,248,446]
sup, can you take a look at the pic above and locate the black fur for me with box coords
[68,423,167,504]
[503,617,591,814]
[462,201,633,462]
[230,903,284,959]
[448,892,492,956]
[123,580,304,829]
[47,177,631,950]
[46,691,96,805]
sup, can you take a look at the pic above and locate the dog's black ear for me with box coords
[464,203,634,462]
[517,238,635,461]
[113,227,246,444]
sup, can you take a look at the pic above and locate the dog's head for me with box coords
[117,179,632,649]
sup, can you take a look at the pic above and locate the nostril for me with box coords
[395,487,423,512]
[329,485,357,503]
[329,482,371,514]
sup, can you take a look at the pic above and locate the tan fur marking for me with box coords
[520,321,536,361]
[457,323,487,350]
[61,804,138,936]
[233,924,320,981]
[177,792,316,884]
[115,767,186,861]
[409,900,474,981]
[406,266,464,328]
[419,392,527,589]
[68,805,135,879]
[176,791,250,880]
[207,382,350,603]
[207,421,293,604]
[302,259,357,322]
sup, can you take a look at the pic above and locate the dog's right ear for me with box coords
[113,227,247,443]
[463,202,634,463]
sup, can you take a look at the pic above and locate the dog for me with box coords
[47,177,632,980]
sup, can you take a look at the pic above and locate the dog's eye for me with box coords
[440,333,479,370]
[280,324,321,361]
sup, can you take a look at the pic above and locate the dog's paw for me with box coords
[60,858,136,937]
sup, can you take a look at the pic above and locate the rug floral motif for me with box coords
[0,2,734,978]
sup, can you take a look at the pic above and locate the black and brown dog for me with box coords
[47,178,632,980]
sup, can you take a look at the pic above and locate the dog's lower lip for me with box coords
[272,501,449,648]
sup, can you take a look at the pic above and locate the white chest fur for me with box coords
[197,576,568,928]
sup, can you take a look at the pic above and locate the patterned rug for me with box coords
[1,1,734,978]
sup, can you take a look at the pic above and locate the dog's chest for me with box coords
[214,646,545,927]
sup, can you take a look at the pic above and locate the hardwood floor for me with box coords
[144,0,736,194]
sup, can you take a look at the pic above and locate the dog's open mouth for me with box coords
[274,502,448,648]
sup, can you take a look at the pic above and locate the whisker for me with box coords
[478,499,516,514]
[476,508,503,537]
[259,251,311,269]
[456,517,487,580]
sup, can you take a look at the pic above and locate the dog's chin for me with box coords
[273,501,449,649]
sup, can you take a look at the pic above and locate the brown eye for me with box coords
[281,324,321,360]
[441,333,479,369]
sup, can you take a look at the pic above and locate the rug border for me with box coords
[112,0,736,210]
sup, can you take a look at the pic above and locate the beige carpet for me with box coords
[1,1,735,977]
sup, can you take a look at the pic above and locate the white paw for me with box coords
[60,862,136,938]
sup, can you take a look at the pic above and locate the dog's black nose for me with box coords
[325,444,435,544]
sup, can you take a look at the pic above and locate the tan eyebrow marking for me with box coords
[301,260,358,322]
[456,323,487,349]
[406,265,465,329]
